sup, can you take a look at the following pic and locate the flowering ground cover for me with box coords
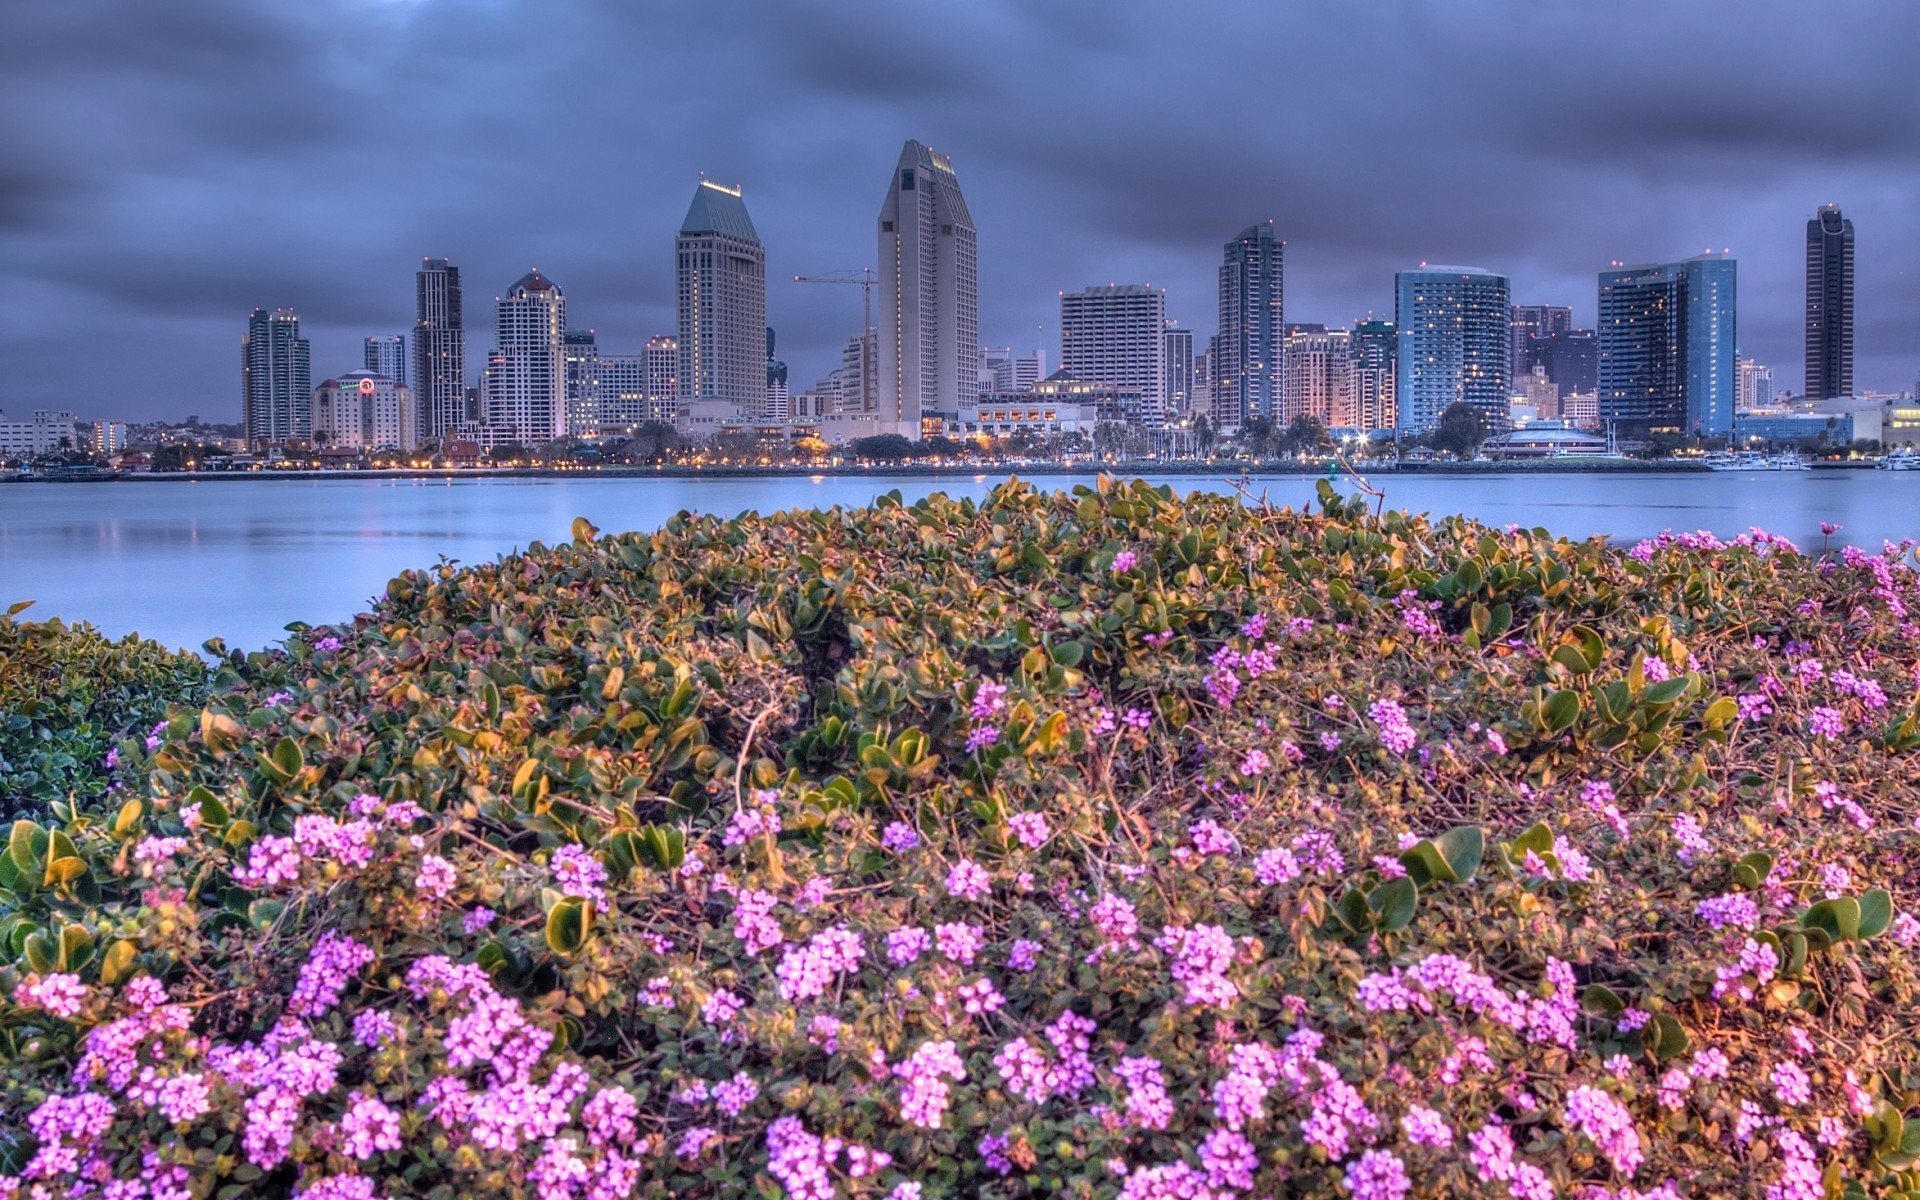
[2,477,1919,1199]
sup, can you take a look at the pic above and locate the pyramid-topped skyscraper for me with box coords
[877,141,976,438]
[676,180,766,419]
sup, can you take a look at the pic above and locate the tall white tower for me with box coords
[483,270,567,443]
[877,140,977,438]
[1060,284,1168,428]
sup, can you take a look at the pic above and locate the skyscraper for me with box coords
[1395,266,1511,435]
[413,259,466,440]
[313,373,417,452]
[1805,204,1854,401]
[1163,326,1195,417]
[676,180,766,417]
[364,336,406,387]
[644,335,679,421]
[563,330,600,436]
[483,270,567,443]
[1059,285,1167,428]
[1737,358,1774,411]
[241,308,311,448]
[1351,320,1397,431]
[1509,304,1574,377]
[767,328,789,421]
[877,140,977,437]
[1217,222,1284,428]
[1280,326,1354,427]
[1597,253,1736,437]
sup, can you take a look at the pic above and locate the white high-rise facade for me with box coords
[878,140,977,437]
[1060,284,1167,428]
[1281,326,1355,427]
[242,308,311,448]
[1738,357,1774,411]
[676,181,766,419]
[314,372,418,452]
[644,335,679,423]
[364,336,406,387]
[483,270,566,443]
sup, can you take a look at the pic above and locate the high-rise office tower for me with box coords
[1597,253,1736,437]
[1394,266,1511,435]
[241,308,311,448]
[1280,326,1355,426]
[1351,320,1397,431]
[1163,326,1195,417]
[1737,358,1774,411]
[766,328,789,421]
[413,259,466,440]
[1805,204,1854,401]
[1217,222,1285,427]
[1509,304,1574,377]
[1529,329,1598,398]
[563,330,601,436]
[677,180,766,416]
[364,336,406,387]
[644,335,679,421]
[877,140,977,437]
[1059,285,1168,428]
[596,355,648,428]
[483,270,567,442]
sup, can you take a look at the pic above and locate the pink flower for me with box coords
[550,844,607,903]
[1343,1149,1410,1200]
[415,855,457,903]
[16,973,88,1019]
[946,859,991,900]
[1111,550,1138,573]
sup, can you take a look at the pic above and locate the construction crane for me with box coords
[793,268,877,413]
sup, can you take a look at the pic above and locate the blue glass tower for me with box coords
[1394,266,1511,435]
[1598,253,1735,438]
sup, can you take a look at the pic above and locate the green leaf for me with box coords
[1542,689,1580,734]
[1369,876,1418,932]
[1858,888,1894,939]
[1648,1013,1691,1061]
[571,516,600,543]
[1702,696,1739,729]
[1434,825,1484,881]
[98,940,137,986]
[1335,888,1372,934]
[1641,677,1690,707]
[1511,821,1554,857]
[1804,896,1862,942]
[261,736,303,782]
[1580,983,1625,1017]
[545,897,592,955]
[1398,841,1453,888]
[1732,851,1774,890]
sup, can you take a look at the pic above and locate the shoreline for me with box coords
[4,459,1760,484]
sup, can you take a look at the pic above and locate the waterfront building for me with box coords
[1280,325,1355,426]
[1192,340,1215,424]
[644,335,679,421]
[1394,266,1511,435]
[564,330,600,436]
[677,180,767,421]
[242,308,312,448]
[877,140,977,437]
[1733,410,1852,447]
[1060,284,1167,428]
[978,348,1045,395]
[1163,326,1195,416]
[1806,204,1854,402]
[1216,221,1284,427]
[1562,391,1599,429]
[0,410,83,458]
[1510,304,1574,377]
[1738,358,1774,412]
[313,372,417,452]
[90,420,129,455]
[413,258,466,441]
[595,355,649,429]
[482,269,567,444]
[1350,319,1397,431]
[1596,253,1736,437]
[364,336,406,388]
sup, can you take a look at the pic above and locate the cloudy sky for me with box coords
[4,0,1918,423]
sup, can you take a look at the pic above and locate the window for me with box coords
[901,170,915,190]
[882,221,893,233]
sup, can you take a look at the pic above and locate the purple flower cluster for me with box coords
[1565,1085,1645,1176]
[1368,699,1416,755]
[1153,924,1239,1008]
[550,844,608,903]
[774,927,865,1002]
[897,1040,967,1128]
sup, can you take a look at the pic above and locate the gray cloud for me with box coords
[3,0,1918,423]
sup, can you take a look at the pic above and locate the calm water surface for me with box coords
[4,471,1917,652]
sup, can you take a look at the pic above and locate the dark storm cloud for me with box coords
[2,0,1918,421]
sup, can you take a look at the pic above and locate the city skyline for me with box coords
[4,2,1919,422]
